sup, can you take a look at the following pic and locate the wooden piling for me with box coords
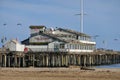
[0,50,120,67]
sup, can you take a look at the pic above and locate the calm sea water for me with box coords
[96,64,120,68]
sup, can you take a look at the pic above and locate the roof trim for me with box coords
[30,25,46,29]
[58,28,90,37]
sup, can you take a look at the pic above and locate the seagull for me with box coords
[17,23,22,26]
[114,39,118,41]
[3,23,7,26]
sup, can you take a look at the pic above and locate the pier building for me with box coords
[21,25,96,53]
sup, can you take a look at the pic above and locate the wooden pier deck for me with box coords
[0,49,120,67]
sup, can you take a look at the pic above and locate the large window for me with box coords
[60,44,64,49]
[79,36,91,41]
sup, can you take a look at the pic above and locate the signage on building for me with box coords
[30,35,52,43]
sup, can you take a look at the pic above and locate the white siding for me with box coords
[16,44,25,51]
[48,42,54,49]
[80,40,96,44]
[4,40,25,51]
[68,49,93,52]
[5,41,16,51]
[26,45,48,52]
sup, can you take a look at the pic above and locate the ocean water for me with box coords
[96,64,120,68]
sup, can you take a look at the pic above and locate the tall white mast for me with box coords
[80,0,84,33]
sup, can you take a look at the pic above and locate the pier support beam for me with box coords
[84,55,86,67]
[46,55,48,67]
[14,56,17,67]
[22,56,25,67]
[0,54,2,67]
[78,55,81,66]
[8,56,11,67]
[4,55,7,67]
[18,57,21,67]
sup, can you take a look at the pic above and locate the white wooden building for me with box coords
[4,39,25,52]
[21,25,96,53]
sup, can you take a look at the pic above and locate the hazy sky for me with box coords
[0,0,120,51]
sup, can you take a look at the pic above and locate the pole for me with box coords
[80,0,84,33]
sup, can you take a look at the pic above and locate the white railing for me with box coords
[28,48,94,53]
[28,48,69,52]
[80,40,96,44]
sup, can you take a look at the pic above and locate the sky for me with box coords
[0,0,120,51]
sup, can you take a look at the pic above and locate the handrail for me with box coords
[28,48,69,52]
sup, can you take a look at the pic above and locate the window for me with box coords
[70,44,72,49]
[78,45,80,49]
[75,44,77,49]
[66,44,69,49]
[60,44,64,49]
[72,44,74,49]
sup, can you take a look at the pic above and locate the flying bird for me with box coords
[17,23,22,26]
[3,23,7,26]
[114,39,118,41]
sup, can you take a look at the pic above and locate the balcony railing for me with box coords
[28,48,69,52]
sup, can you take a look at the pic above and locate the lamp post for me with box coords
[102,40,107,51]
[92,35,99,52]
[1,23,7,47]
[16,23,22,41]
[114,38,119,51]
[1,23,22,47]
[0,23,7,67]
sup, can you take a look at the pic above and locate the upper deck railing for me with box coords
[28,48,69,53]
